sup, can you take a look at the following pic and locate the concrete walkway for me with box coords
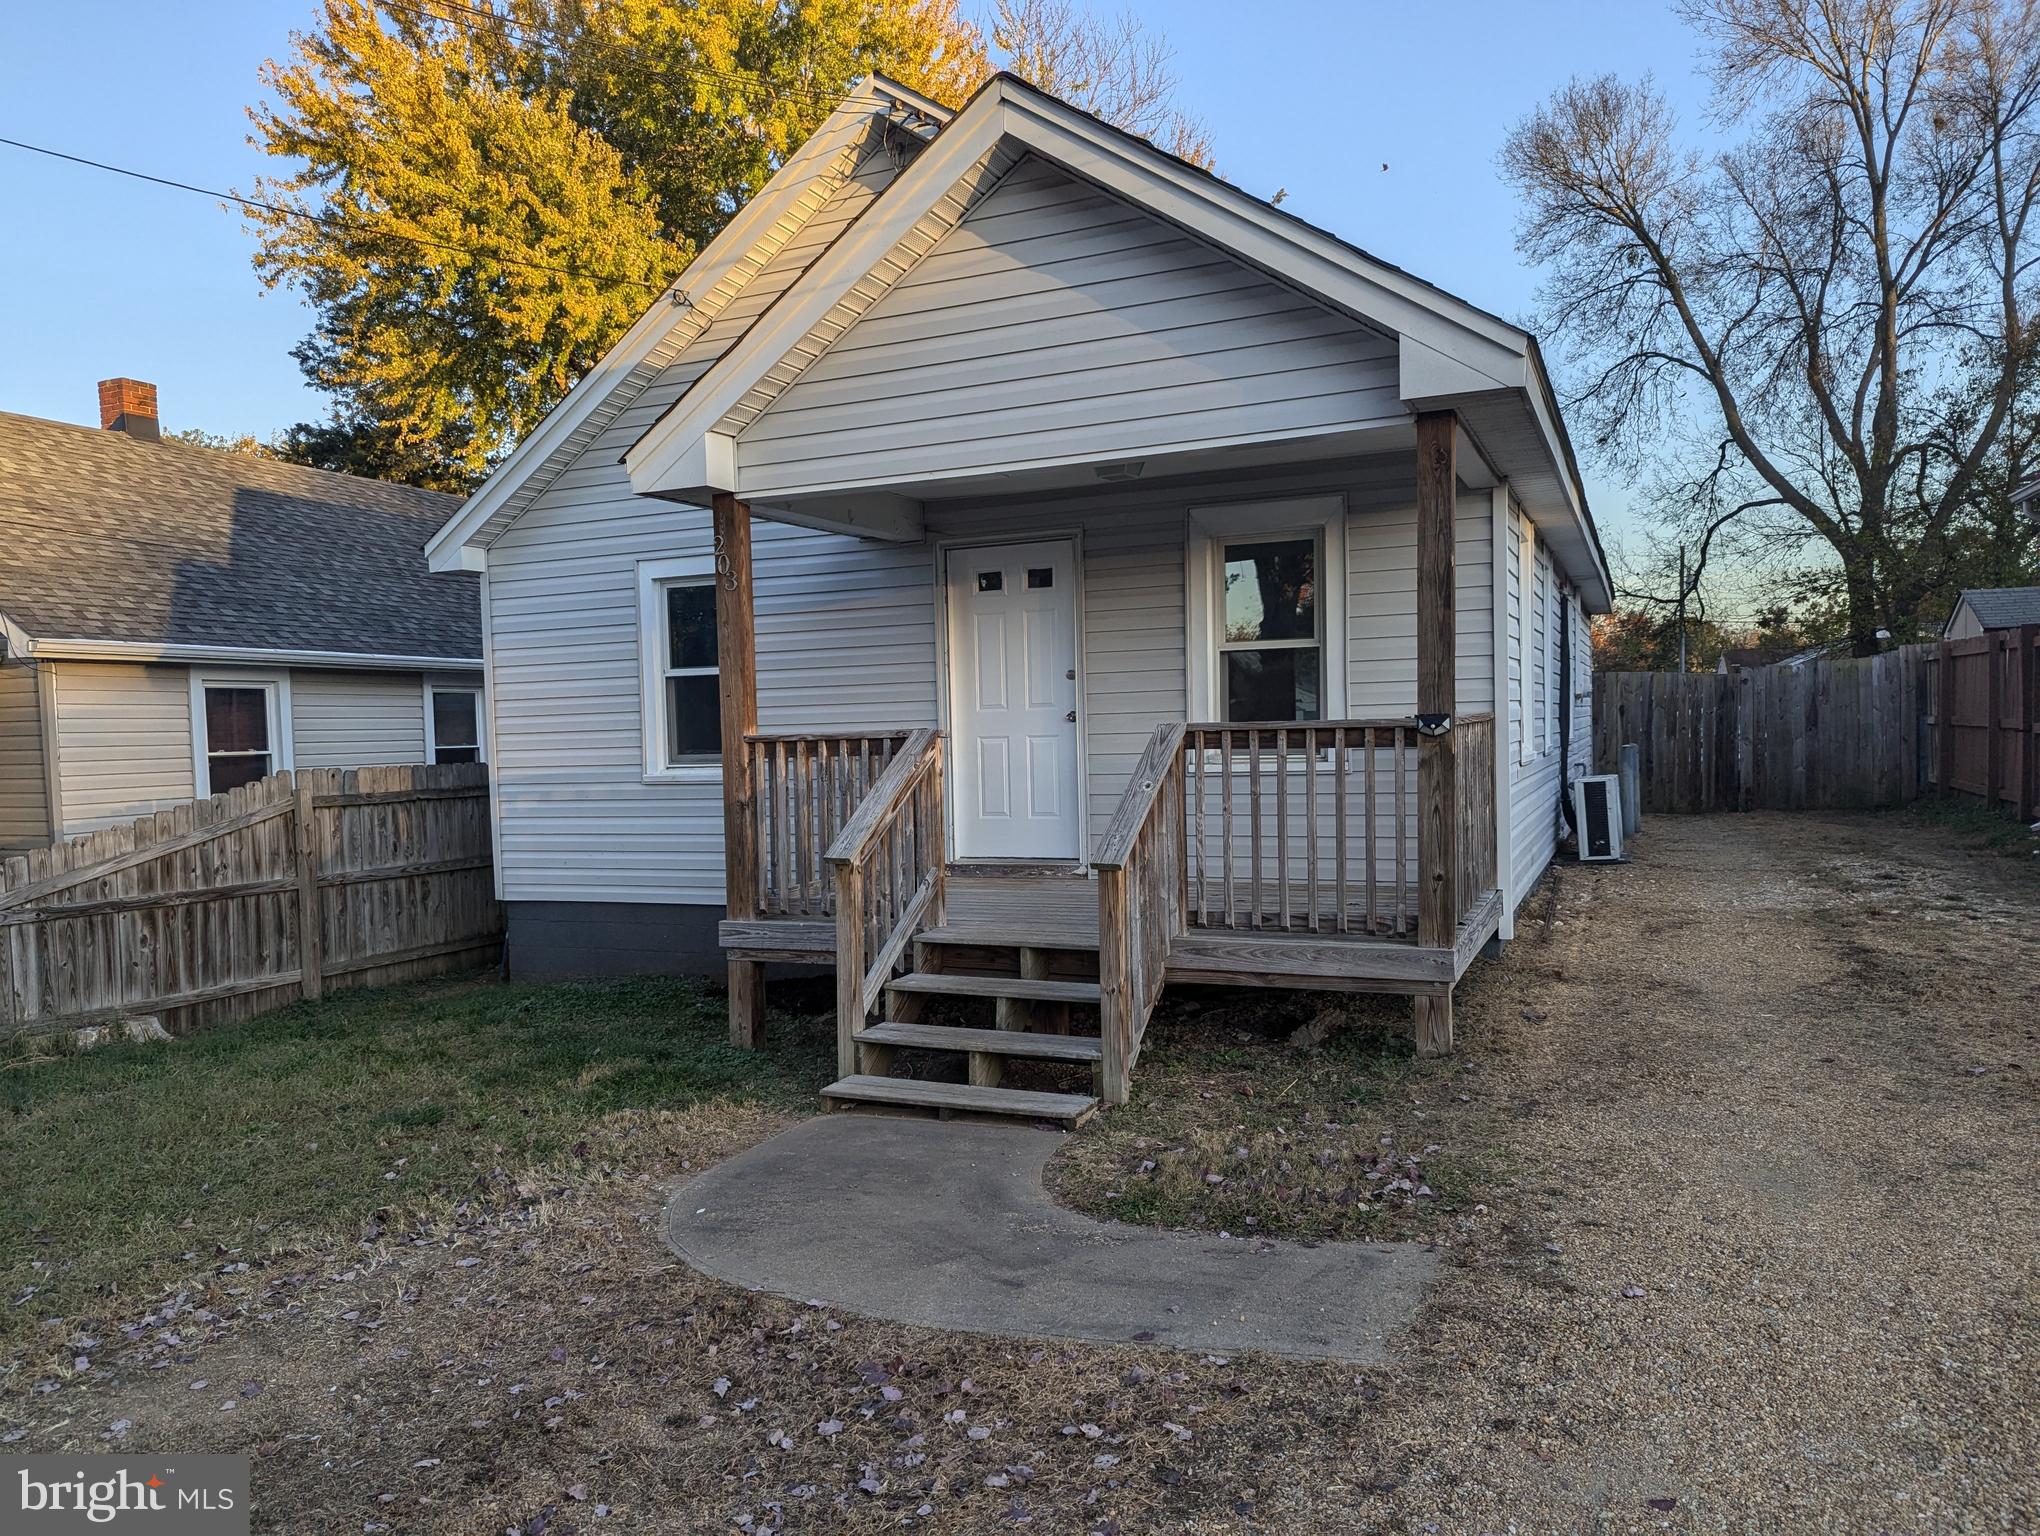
[661,1113,1436,1363]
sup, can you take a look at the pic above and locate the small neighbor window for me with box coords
[1217,535,1322,723]
[428,686,484,765]
[203,686,274,793]
[189,674,292,798]
[662,580,721,763]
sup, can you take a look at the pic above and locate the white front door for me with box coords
[946,538,1082,861]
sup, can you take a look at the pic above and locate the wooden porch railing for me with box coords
[824,728,946,1077]
[1452,714,1498,920]
[1092,722,1188,1106]
[1182,719,1420,934]
[749,730,911,918]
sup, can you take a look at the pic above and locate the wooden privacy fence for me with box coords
[0,763,502,1040]
[1594,648,1934,814]
[1931,625,2040,818]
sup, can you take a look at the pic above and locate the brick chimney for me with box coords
[97,378,160,442]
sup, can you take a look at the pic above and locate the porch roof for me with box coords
[622,74,1611,611]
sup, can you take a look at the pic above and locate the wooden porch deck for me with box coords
[722,870,1501,992]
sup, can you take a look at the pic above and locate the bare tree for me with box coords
[1503,0,2040,651]
[989,0,1213,165]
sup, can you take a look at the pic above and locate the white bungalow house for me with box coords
[0,387,483,851]
[427,74,1609,1123]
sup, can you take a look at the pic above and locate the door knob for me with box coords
[1065,710,1077,722]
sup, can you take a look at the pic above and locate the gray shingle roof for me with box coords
[0,411,478,659]
[1954,586,2040,631]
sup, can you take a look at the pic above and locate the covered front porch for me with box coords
[705,412,1501,1118]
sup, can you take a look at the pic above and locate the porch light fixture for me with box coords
[1094,460,1145,482]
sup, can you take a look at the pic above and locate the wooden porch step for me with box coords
[821,1074,1099,1128]
[857,1021,1102,1062]
[917,923,1099,952]
[884,973,1101,1005]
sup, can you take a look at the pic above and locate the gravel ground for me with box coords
[3,811,2033,1533]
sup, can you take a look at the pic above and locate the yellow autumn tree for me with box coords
[247,0,1207,487]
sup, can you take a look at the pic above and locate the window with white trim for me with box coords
[637,556,722,777]
[1186,497,1346,727]
[189,672,292,797]
[1217,534,1322,722]
[426,684,484,764]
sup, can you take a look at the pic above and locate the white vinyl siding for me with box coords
[482,450,1509,900]
[0,663,51,848]
[51,661,195,834]
[485,488,936,906]
[292,670,439,768]
[738,156,1403,496]
[1507,505,1588,917]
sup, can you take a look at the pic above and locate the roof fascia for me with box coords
[425,78,922,573]
[627,78,1541,500]
[23,637,484,671]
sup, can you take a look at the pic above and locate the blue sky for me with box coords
[0,1,1712,545]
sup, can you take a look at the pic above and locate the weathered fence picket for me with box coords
[0,762,502,1039]
[1596,634,2039,819]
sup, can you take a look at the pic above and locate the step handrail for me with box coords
[824,728,946,1079]
[1094,722,1188,1105]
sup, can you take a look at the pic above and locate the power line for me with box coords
[0,134,675,295]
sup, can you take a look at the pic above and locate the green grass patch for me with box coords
[1047,988,1495,1243]
[1902,798,2040,865]
[0,974,833,1348]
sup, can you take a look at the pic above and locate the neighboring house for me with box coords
[0,384,483,850]
[1943,586,2040,639]
[427,75,1611,1119]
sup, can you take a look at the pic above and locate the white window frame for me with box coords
[637,553,722,782]
[188,668,294,799]
[1185,495,1347,730]
[424,681,486,765]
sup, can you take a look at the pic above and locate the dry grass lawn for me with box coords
[1,808,2034,1534]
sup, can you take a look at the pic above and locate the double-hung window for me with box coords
[190,672,291,797]
[1187,496,1346,728]
[1217,535,1323,722]
[638,556,722,777]
[426,684,485,764]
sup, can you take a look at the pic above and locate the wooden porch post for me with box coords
[714,491,766,1048]
[1414,411,1459,1056]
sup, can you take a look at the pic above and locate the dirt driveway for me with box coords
[5,812,2034,1533]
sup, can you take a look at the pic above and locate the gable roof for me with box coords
[423,75,951,573]
[1949,585,2040,632]
[0,411,478,665]
[433,72,1611,611]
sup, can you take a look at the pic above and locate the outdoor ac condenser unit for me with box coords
[1572,775,1625,862]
